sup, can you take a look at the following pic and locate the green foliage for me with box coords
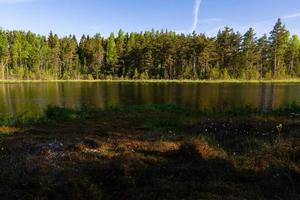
[0,19,299,80]
[222,69,231,80]
[269,19,290,77]
[125,104,195,114]
[2,103,300,127]
[140,70,149,80]
[45,106,79,121]
[106,33,118,68]
[265,70,273,80]
[209,68,221,79]
[143,117,184,131]
[133,68,139,79]
[285,35,300,75]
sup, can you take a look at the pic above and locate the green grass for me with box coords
[2,79,300,84]
[142,117,184,131]
[0,112,38,126]
[1,103,300,126]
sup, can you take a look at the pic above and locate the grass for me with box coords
[1,103,300,127]
[0,104,299,199]
[2,79,300,84]
[32,103,300,122]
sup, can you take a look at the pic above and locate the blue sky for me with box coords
[0,0,300,38]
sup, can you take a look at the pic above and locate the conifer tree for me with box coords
[269,18,290,77]
[241,28,259,79]
[0,30,9,79]
[106,33,118,75]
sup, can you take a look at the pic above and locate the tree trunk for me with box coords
[260,62,263,80]
[274,54,277,77]
[193,58,196,78]
[290,55,294,73]
[0,65,2,80]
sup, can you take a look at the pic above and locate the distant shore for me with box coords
[2,79,300,84]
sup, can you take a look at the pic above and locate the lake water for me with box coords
[0,82,300,116]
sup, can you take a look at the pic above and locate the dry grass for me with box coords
[0,126,20,135]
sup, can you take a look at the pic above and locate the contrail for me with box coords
[191,0,202,32]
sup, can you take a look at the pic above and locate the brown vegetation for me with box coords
[0,108,299,199]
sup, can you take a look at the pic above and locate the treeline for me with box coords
[0,19,299,80]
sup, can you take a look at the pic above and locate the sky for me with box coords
[0,0,300,38]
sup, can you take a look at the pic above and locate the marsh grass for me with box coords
[0,103,299,199]
[1,103,300,126]
[0,112,39,127]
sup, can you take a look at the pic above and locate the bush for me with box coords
[45,106,78,121]
[209,68,221,80]
[140,70,149,80]
[222,69,231,80]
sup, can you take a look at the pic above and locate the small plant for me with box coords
[143,117,184,131]
[45,106,78,121]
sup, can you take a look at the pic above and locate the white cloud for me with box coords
[283,12,300,19]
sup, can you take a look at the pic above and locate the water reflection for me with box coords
[0,82,300,117]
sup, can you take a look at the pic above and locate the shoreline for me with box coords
[2,79,300,84]
[2,104,300,127]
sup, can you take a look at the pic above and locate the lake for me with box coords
[0,82,300,117]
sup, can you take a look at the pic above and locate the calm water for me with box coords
[0,82,300,116]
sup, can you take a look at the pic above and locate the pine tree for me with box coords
[257,34,270,79]
[216,27,241,78]
[0,30,9,79]
[48,32,61,79]
[125,33,137,77]
[92,34,104,79]
[241,28,259,79]
[105,33,118,75]
[199,37,217,79]
[60,35,78,79]
[285,35,300,75]
[269,18,290,77]
[116,29,125,76]
[0,20,299,80]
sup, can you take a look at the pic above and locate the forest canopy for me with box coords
[0,19,299,80]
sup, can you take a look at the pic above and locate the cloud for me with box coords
[283,12,300,19]
[190,0,202,32]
